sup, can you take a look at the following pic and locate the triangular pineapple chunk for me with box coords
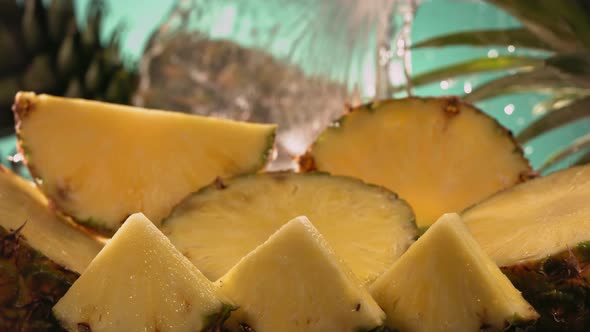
[217,216,385,332]
[14,92,276,234]
[53,213,234,332]
[370,213,538,332]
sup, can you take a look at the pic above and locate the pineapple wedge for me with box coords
[162,172,416,284]
[463,165,590,331]
[217,216,385,332]
[53,213,234,332]
[14,92,276,234]
[301,97,532,228]
[370,213,538,332]
[0,165,102,274]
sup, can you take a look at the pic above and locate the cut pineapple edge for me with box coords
[53,213,234,332]
[13,92,277,234]
[462,164,590,267]
[161,172,417,285]
[301,97,532,228]
[370,213,539,332]
[217,216,385,332]
[0,165,102,274]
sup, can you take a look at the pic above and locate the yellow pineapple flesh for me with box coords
[217,216,385,332]
[463,165,590,267]
[370,213,538,332]
[0,165,101,273]
[53,213,234,332]
[162,172,416,284]
[303,97,531,227]
[14,92,276,234]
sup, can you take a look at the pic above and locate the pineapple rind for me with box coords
[0,224,77,331]
[501,242,590,332]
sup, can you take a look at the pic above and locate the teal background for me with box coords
[3,0,588,172]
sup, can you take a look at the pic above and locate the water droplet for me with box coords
[524,146,534,155]
[463,82,472,94]
[440,80,449,90]
[504,104,515,115]
[487,49,499,58]
[507,45,515,53]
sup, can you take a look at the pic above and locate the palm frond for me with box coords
[539,133,590,173]
[489,0,590,52]
[394,56,543,92]
[412,28,552,51]
[517,97,590,143]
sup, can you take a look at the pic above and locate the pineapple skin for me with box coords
[501,243,590,332]
[0,224,76,331]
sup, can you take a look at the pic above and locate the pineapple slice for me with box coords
[162,172,416,284]
[0,165,103,330]
[14,92,276,234]
[53,213,234,332]
[217,216,385,332]
[301,97,532,228]
[463,165,590,331]
[0,165,102,274]
[370,213,538,332]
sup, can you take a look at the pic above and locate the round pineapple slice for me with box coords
[14,92,276,235]
[301,97,532,228]
[462,164,590,331]
[161,172,416,284]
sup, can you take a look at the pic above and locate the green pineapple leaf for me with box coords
[517,96,590,143]
[539,133,590,173]
[22,0,48,54]
[47,0,75,44]
[412,28,552,51]
[464,68,585,102]
[489,0,590,52]
[573,150,590,167]
[394,56,543,92]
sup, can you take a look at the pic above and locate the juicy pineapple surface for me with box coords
[162,172,416,284]
[463,165,590,267]
[217,216,385,332]
[53,213,233,332]
[302,97,531,227]
[462,165,590,331]
[0,165,102,274]
[370,213,538,332]
[14,92,276,234]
